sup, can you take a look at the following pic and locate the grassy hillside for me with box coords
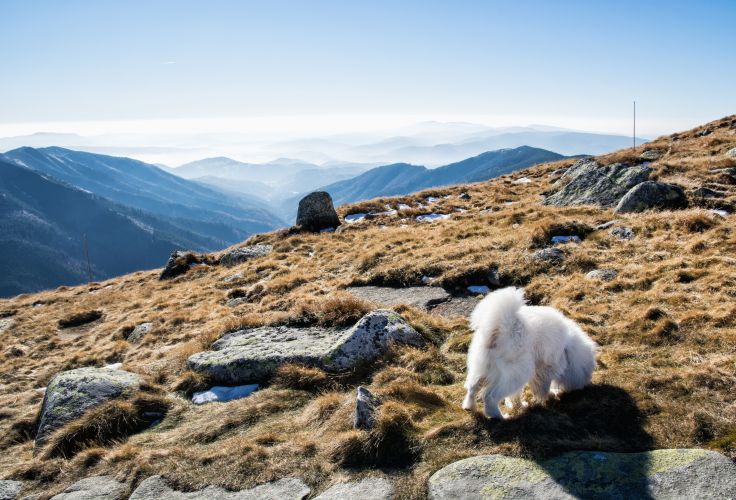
[1,116,735,498]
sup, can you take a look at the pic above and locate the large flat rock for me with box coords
[347,286,451,309]
[130,476,310,500]
[36,367,140,448]
[315,477,393,499]
[51,476,128,500]
[428,449,736,499]
[188,310,424,385]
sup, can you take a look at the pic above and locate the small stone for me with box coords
[129,476,310,500]
[354,386,381,430]
[315,478,393,500]
[639,150,661,161]
[50,476,128,500]
[223,272,244,283]
[0,318,14,333]
[615,181,688,214]
[126,323,152,343]
[219,245,273,267]
[295,192,341,232]
[530,247,565,263]
[611,226,635,240]
[0,480,23,500]
[692,187,725,198]
[726,147,736,158]
[458,192,471,200]
[586,269,618,281]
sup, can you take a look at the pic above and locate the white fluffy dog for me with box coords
[462,287,598,418]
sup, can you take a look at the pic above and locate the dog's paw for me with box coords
[461,398,474,411]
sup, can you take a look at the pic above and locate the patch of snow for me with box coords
[426,196,440,203]
[104,363,123,370]
[397,203,411,210]
[127,216,154,234]
[455,208,467,213]
[551,235,581,244]
[421,276,435,284]
[345,213,367,223]
[467,285,491,294]
[320,227,335,233]
[513,177,532,184]
[416,213,450,222]
[711,209,729,218]
[192,384,259,404]
[503,201,516,206]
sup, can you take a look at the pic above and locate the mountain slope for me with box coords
[2,147,285,244]
[1,115,735,497]
[0,160,223,296]
[320,146,564,205]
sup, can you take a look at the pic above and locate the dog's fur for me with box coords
[462,287,598,418]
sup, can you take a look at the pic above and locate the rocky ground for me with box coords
[1,116,735,498]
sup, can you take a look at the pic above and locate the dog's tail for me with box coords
[470,286,526,337]
[556,321,598,392]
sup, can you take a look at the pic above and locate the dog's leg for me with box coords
[482,387,506,419]
[505,392,525,410]
[530,370,553,404]
[462,379,482,411]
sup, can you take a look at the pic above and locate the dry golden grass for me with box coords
[1,115,735,497]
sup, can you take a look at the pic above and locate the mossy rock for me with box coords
[428,449,736,499]
[36,367,140,448]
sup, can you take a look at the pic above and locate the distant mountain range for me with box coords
[314,146,564,206]
[0,159,228,297]
[3,147,284,244]
[0,148,286,296]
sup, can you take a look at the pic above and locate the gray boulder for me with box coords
[188,310,424,385]
[130,476,310,500]
[0,480,22,500]
[615,181,688,214]
[159,251,209,280]
[428,449,736,499]
[586,269,618,281]
[126,322,152,343]
[692,186,725,199]
[544,160,651,208]
[347,286,451,310]
[36,367,140,448]
[354,386,381,430]
[639,150,661,161]
[726,147,736,158]
[51,476,128,500]
[295,192,341,232]
[220,245,273,267]
[530,248,565,264]
[315,478,393,500]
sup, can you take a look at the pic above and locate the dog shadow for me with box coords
[471,384,656,499]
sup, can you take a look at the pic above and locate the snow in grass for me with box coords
[551,235,581,244]
[192,384,259,404]
[467,285,491,294]
[513,177,532,184]
[416,213,451,222]
[345,213,367,223]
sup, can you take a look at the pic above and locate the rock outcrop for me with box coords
[0,480,23,500]
[615,181,688,213]
[530,247,565,263]
[315,477,393,499]
[354,386,381,430]
[295,192,341,232]
[129,476,310,500]
[188,310,424,384]
[544,160,651,207]
[347,286,451,310]
[51,476,128,500]
[159,251,209,280]
[428,449,736,499]
[36,367,140,448]
[219,245,273,267]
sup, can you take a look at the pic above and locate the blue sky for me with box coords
[1,0,735,136]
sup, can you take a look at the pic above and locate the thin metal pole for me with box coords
[633,100,636,150]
